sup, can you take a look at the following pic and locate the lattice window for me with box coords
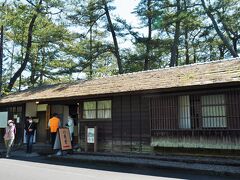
[201,94,226,128]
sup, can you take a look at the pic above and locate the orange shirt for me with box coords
[49,117,60,133]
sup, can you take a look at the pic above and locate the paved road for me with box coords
[0,157,238,180]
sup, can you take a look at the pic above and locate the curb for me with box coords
[46,154,240,178]
[70,152,240,167]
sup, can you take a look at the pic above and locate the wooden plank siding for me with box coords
[150,89,240,150]
[79,94,151,153]
[0,105,25,143]
[112,95,151,152]
[79,121,112,152]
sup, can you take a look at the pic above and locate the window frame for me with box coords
[178,95,191,129]
[201,94,227,129]
[83,100,112,120]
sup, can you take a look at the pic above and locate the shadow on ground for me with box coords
[2,153,237,180]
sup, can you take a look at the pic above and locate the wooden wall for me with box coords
[112,95,150,152]
[79,94,151,153]
[150,90,240,150]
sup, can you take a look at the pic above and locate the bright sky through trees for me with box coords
[0,0,239,93]
[114,0,140,25]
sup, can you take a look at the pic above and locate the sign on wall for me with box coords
[37,104,48,111]
[26,102,37,117]
[87,128,95,143]
[0,112,8,128]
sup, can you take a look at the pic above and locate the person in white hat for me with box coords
[3,120,16,157]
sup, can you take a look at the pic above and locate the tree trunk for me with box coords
[209,44,214,61]
[201,0,238,57]
[170,0,181,67]
[40,48,45,85]
[102,0,123,74]
[193,48,197,63]
[218,45,225,59]
[89,25,93,78]
[18,36,25,91]
[184,30,190,64]
[30,46,40,87]
[184,0,190,65]
[10,41,15,78]
[0,24,3,95]
[7,0,42,92]
[7,14,37,92]
[233,38,238,53]
[0,1,6,95]
[144,0,152,70]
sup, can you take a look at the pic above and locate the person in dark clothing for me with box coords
[24,117,37,153]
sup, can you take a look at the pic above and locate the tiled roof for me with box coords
[1,58,240,104]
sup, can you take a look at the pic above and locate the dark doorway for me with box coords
[36,111,48,143]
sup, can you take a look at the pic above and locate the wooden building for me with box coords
[1,58,240,153]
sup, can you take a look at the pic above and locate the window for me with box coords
[97,100,111,119]
[83,100,111,119]
[201,94,226,128]
[179,96,191,129]
[83,101,96,119]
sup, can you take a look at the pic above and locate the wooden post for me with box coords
[85,126,88,152]
[77,104,81,145]
[94,126,98,152]
[46,104,50,143]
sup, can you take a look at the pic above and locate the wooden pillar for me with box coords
[94,126,98,152]
[46,104,50,143]
[85,126,88,152]
[77,104,81,145]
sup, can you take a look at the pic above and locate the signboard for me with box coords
[85,126,97,152]
[26,102,37,117]
[54,128,72,150]
[37,104,48,111]
[16,117,20,123]
[0,112,8,128]
[87,128,95,143]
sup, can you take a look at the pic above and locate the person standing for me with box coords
[48,113,60,148]
[66,115,74,144]
[4,120,16,158]
[24,117,36,153]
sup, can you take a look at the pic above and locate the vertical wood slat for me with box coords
[150,96,178,131]
[149,90,240,149]
[112,96,122,151]
[111,95,150,152]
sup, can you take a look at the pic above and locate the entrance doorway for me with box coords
[36,111,48,143]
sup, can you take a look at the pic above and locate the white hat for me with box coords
[8,120,14,124]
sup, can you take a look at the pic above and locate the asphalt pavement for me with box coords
[0,155,238,180]
[0,149,239,180]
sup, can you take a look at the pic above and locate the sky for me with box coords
[113,0,148,48]
[76,0,142,79]
[114,0,140,25]
[0,0,143,80]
